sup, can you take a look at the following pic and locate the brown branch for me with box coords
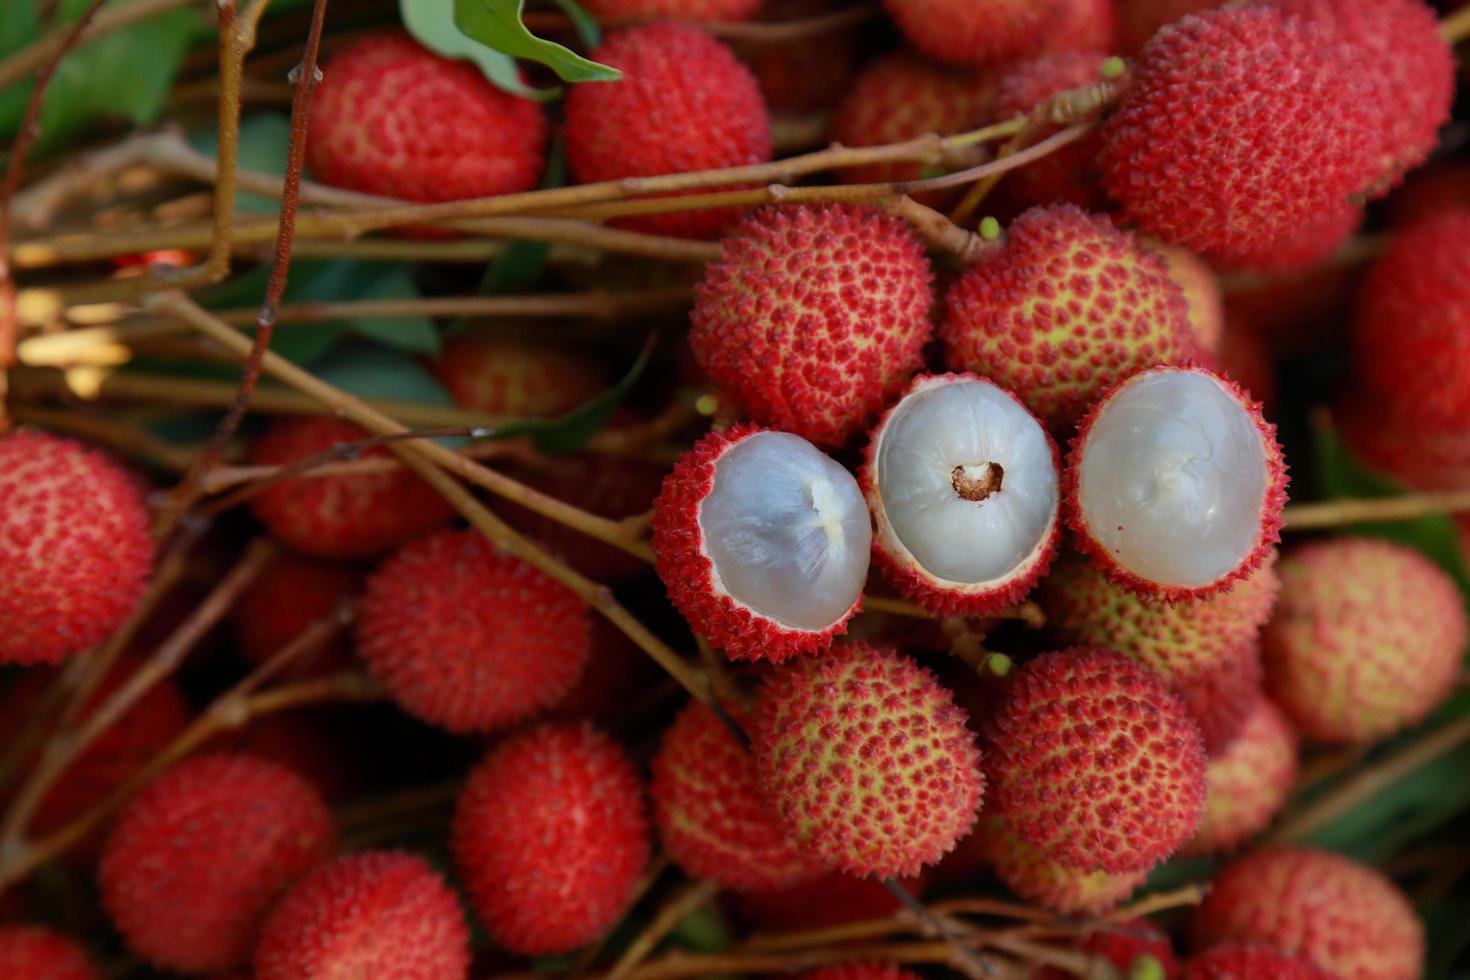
[1282,488,1470,529]
[606,880,721,980]
[1442,3,1470,43]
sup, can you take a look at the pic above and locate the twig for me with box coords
[1281,488,1470,529]
[1442,3,1470,43]
[606,880,721,980]
[883,877,998,979]
[883,196,996,264]
[1101,883,1208,923]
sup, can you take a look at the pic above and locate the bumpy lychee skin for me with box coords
[577,0,760,21]
[691,204,934,447]
[433,337,605,418]
[941,205,1197,431]
[1334,395,1470,494]
[1184,945,1334,980]
[0,926,98,980]
[564,24,771,239]
[1182,698,1298,856]
[989,648,1207,874]
[357,528,590,734]
[1100,6,1377,269]
[1065,365,1288,601]
[255,851,470,980]
[651,426,871,662]
[0,429,153,665]
[1149,240,1223,354]
[1192,847,1424,980]
[800,964,922,980]
[307,33,546,202]
[1228,200,1364,273]
[231,552,359,674]
[975,816,1147,916]
[99,754,337,974]
[1262,538,1466,744]
[1171,644,1264,757]
[651,701,822,891]
[991,54,1110,210]
[862,374,1061,617]
[729,871,927,934]
[1039,0,1117,53]
[452,723,649,955]
[884,0,1062,65]
[1034,920,1182,980]
[248,416,455,559]
[754,643,984,878]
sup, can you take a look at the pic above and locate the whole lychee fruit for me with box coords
[1182,698,1298,856]
[1228,200,1365,273]
[731,0,860,113]
[255,851,469,980]
[862,373,1061,616]
[974,815,1147,916]
[230,552,359,675]
[452,723,648,954]
[1170,643,1265,758]
[690,203,934,448]
[940,205,1197,431]
[1039,0,1117,53]
[432,337,605,418]
[884,0,1063,65]
[1034,919,1182,979]
[577,0,761,21]
[1149,240,1223,354]
[99,753,336,974]
[991,54,1111,210]
[754,642,984,877]
[0,429,153,665]
[356,527,590,734]
[1386,160,1470,229]
[1334,394,1470,494]
[651,426,871,662]
[0,925,98,980]
[1184,944,1334,980]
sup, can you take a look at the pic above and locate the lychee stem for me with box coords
[1441,3,1470,43]
[882,879,999,979]
[606,879,721,980]
[1282,486,1470,529]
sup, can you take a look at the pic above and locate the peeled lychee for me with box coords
[754,642,984,878]
[941,205,1197,431]
[884,0,1063,65]
[1182,698,1298,856]
[1064,365,1288,601]
[0,926,98,980]
[1184,945,1334,980]
[0,429,153,665]
[991,54,1111,210]
[452,723,649,955]
[975,815,1147,916]
[356,527,590,734]
[862,373,1061,616]
[230,552,359,675]
[433,337,605,418]
[651,426,871,662]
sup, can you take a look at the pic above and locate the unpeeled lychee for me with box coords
[990,54,1111,210]
[731,0,860,113]
[432,337,605,418]
[0,926,98,980]
[1149,240,1224,354]
[1039,0,1117,53]
[974,815,1147,916]
[729,871,928,934]
[1182,698,1298,856]
[884,0,1063,65]
[1184,945,1334,980]
[1034,920,1182,980]
[230,552,359,674]
[576,0,761,21]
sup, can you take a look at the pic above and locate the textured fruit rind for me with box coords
[433,337,605,419]
[976,816,1146,917]
[1184,944,1334,980]
[1181,698,1298,856]
[1032,919,1183,980]
[990,54,1110,210]
[883,0,1059,65]
[577,0,761,21]
[0,926,98,980]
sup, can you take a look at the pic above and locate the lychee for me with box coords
[1215,312,1278,416]
[1228,201,1364,273]
[883,0,1063,66]
[551,616,664,725]
[452,723,649,955]
[432,337,605,419]
[99,753,337,973]
[731,0,860,113]
[1183,944,1334,980]
[1064,365,1288,601]
[690,203,934,448]
[862,373,1061,617]
[753,642,984,878]
[1116,0,1224,53]
[1334,394,1470,494]
[230,551,359,675]
[356,527,590,734]
[1386,160,1470,229]
[0,926,98,980]
[307,33,547,203]
[1182,698,1298,856]
[577,0,761,21]
[650,426,871,662]
[1262,537,1467,744]
[0,428,153,665]
[1038,0,1117,53]
[940,205,1197,431]
[254,851,469,980]
[1192,846,1424,980]
[988,647,1207,874]
[1034,919,1182,979]
[974,815,1147,916]
[564,23,771,239]
[1148,240,1223,354]
[1170,643,1265,758]
[729,871,927,934]
[990,53,1111,211]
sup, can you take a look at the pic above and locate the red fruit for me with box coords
[230,552,359,675]
[730,871,926,933]
[884,0,1064,65]
[1184,944,1334,980]
[1171,643,1265,757]
[248,416,455,559]
[452,723,649,955]
[432,337,605,418]
[799,964,921,980]
[255,851,469,980]
[1039,0,1117,53]
[577,0,761,21]
[0,429,153,665]
[356,528,590,734]
[307,33,546,202]
[1035,920,1182,979]
[691,204,934,447]
[991,53,1110,210]
[1334,395,1470,494]
[976,815,1148,916]
[551,616,663,724]
[1215,312,1277,414]
[1182,698,1298,856]
[1385,160,1470,228]
[1150,240,1224,354]
[732,0,860,113]
[1116,0,1224,53]
[99,753,337,973]
[565,24,771,239]
[0,926,98,980]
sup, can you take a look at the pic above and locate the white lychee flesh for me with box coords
[700,431,872,630]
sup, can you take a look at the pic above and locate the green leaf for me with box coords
[314,346,457,407]
[348,268,441,355]
[670,906,732,953]
[453,0,620,84]
[545,0,602,50]
[401,0,557,101]
[489,336,653,453]
[189,113,293,215]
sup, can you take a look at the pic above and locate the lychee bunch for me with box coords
[651,426,871,662]
[452,723,649,955]
[884,0,1063,66]
[254,851,469,980]
[690,204,934,447]
[1262,537,1467,744]
[356,527,591,734]
[1192,846,1424,980]
[988,648,1207,874]
[0,925,98,980]
[1184,945,1334,980]
[230,552,359,674]
[565,23,771,239]
[0,429,153,665]
[1182,698,1298,856]
[863,373,1061,616]
[651,701,822,892]
[307,33,547,202]
[433,337,605,418]
[99,753,337,974]
[941,205,1196,431]
[990,54,1111,210]
[973,816,1147,916]
[754,643,984,878]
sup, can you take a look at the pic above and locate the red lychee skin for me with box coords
[1226,201,1364,273]
[1116,0,1223,53]
[1262,537,1467,744]
[1034,920,1183,980]
[1385,160,1470,229]
[650,425,863,662]
[884,0,1062,66]
[1352,210,1470,431]
[732,0,860,113]
[433,337,605,418]
[651,700,823,891]
[730,871,927,934]
[1171,643,1264,757]
[98,753,337,974]
[577,0,760,21]
[564,24,771,240]
[1064,365,1289,602]
[799,964,922,980]
[248,416,455,560]
[989,648,1207,874]
[0,429,153,666]
[974,815,1148,916]
[254,851,470,980]
[1039,0,1117,53]
[753,643,984,878]
[211,710,363,806]
[357,527,590,734]
[307,33,546,203]
[1181,698,1298,856]
[862,373,1062,617]
[1333,394,1470,494]
[1191,847,1424,980]
[0,926,98,980]
[941,206,1197,432]
[1215,312,1277,416]
[1099,7,1377,270]
[551,616,663,724]
[1149,240,1223,354]
[991,54,1110,211]
[230,552,359,675]
[1184,944,1335,980]
[452,723,649,955]
[691,204,935,448]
